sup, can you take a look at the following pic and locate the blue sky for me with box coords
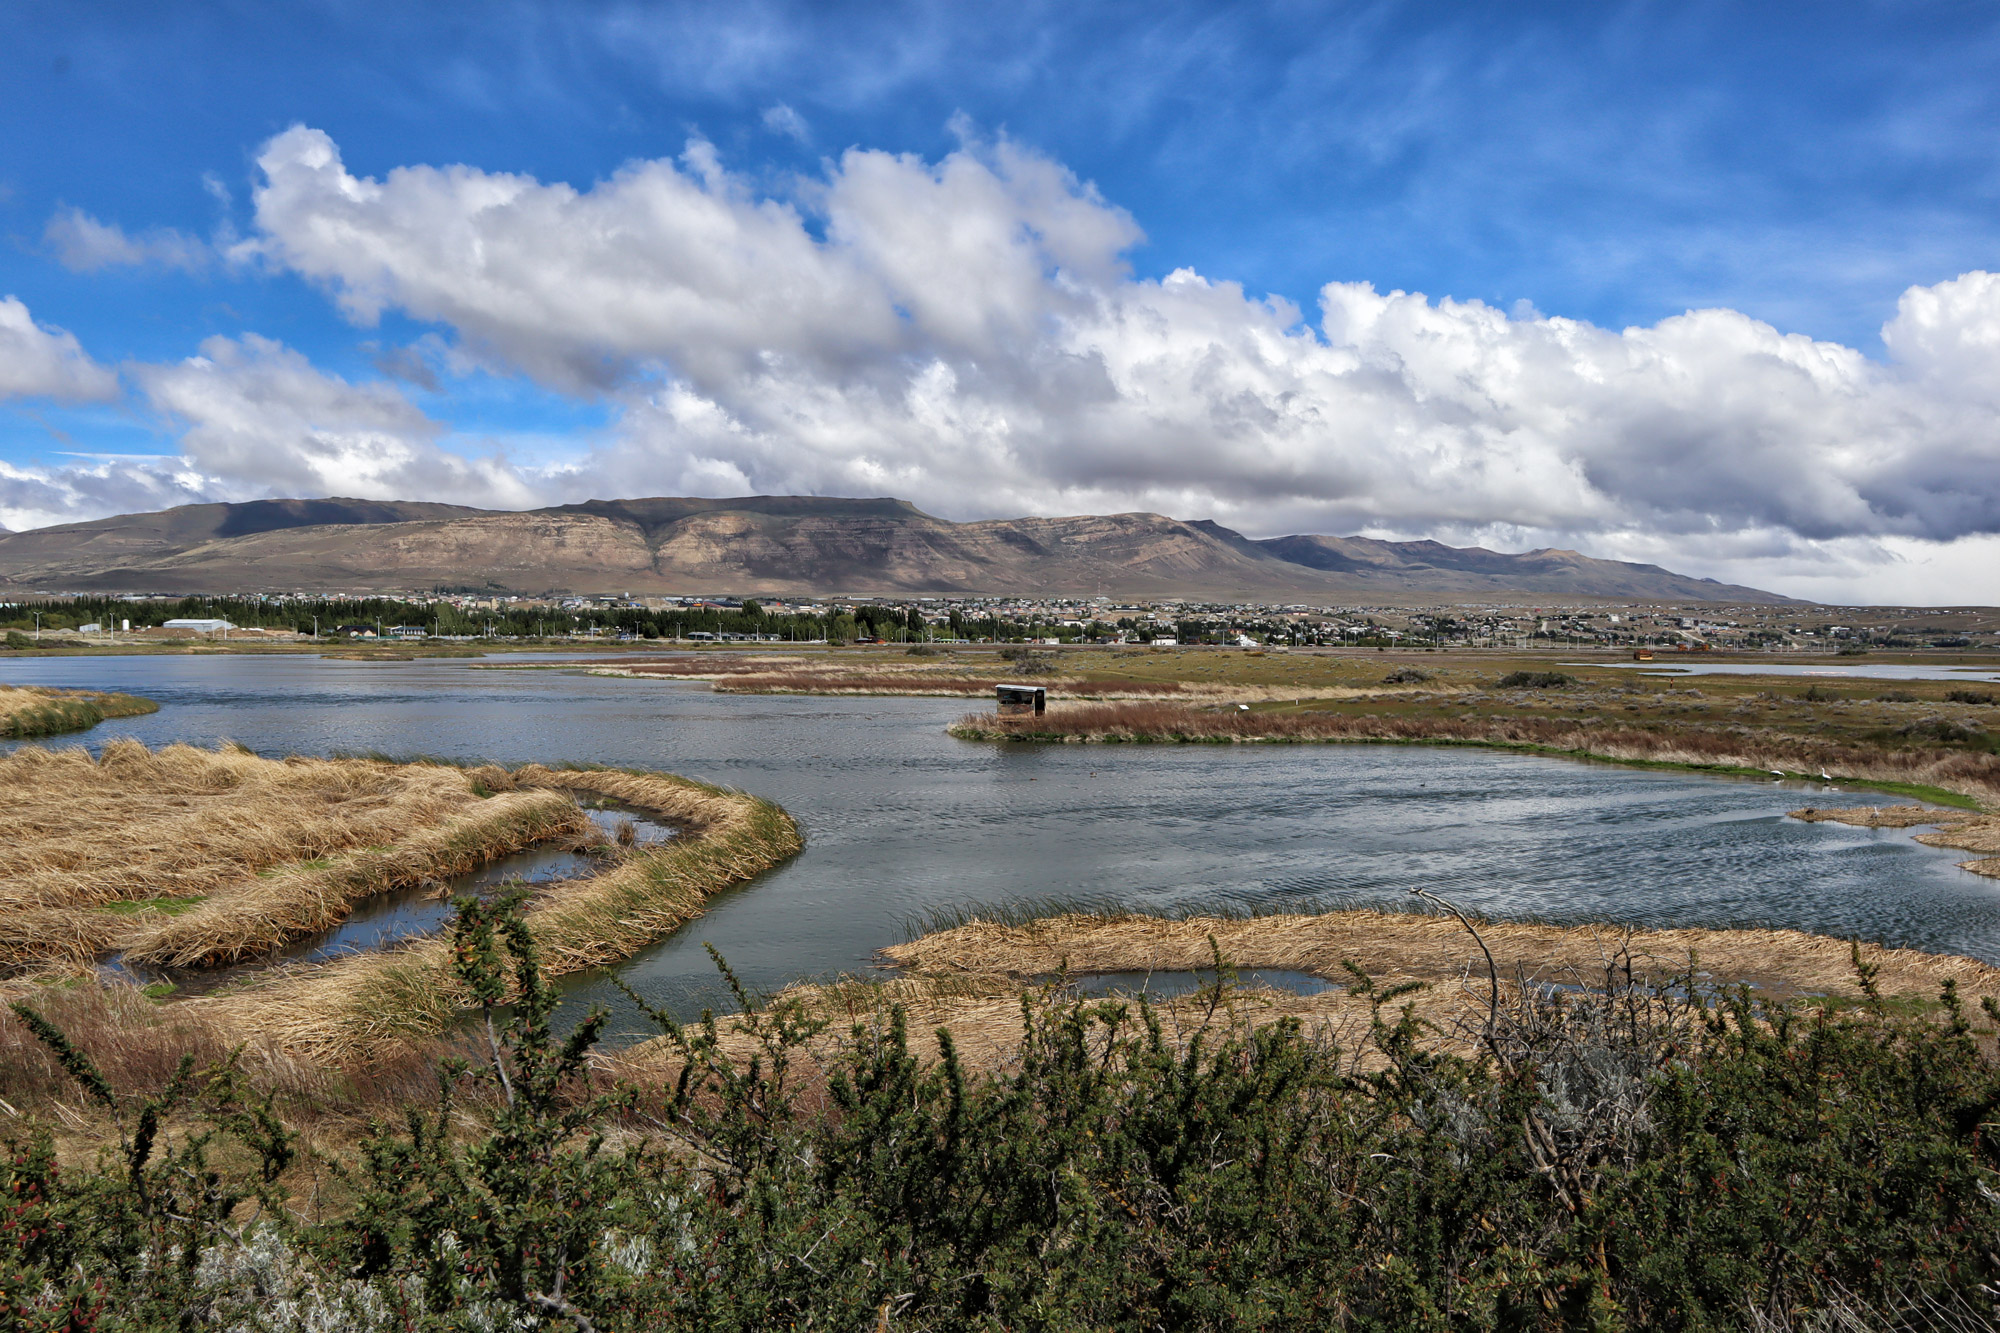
[4,1,2000,602]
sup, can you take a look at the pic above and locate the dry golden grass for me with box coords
[0,684,157,738]
[881,909,2000,1008]
[0,980,509,1156]
[596,657,1194,699]
[595,654,1450,705]
[0,742,565,972]
[954,700,2000,806]
[0,741,480,913]
[202,766,803,1058]
[0,749,804,1062]
[611,904,2000,1086]
[120,789,589,967]
[605,972,1380,1087]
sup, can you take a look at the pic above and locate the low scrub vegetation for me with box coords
[3,898,1998,1330]
[1896,716,1991,745]
[1496,670,1578,689]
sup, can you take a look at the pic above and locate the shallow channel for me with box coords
[97,804,675,997]
[4,653,1996,1038]
[1577,661,2000,684]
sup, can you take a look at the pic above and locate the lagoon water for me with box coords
[4,653,1997,1036]
[1578,660,2000,684]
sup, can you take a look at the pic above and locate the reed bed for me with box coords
[0,741,490,914]
[119,789,589,966]
[0,980,508,1139]
[0,684,158,738]
[882,908,2000,1008]
[622,902,2000,1087]
[0,743,598,973]
[954,700,2000,805]
[205,766,803,1057]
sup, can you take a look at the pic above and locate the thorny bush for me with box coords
[4,898,2000,1330]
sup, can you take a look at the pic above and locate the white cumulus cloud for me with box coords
[0,458,214,536]
[0,297,119,402]
[232,123,2000,582]
[17,124,2000,601]
[132,334,542,508]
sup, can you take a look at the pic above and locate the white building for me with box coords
[162,618,234,634]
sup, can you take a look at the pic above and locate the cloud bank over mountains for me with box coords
[5,124,2000,601]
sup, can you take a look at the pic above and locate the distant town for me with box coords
[6,589,1998,652]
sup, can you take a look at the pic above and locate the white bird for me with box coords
[1820,771,1832,780]
[1770,770,1785,777]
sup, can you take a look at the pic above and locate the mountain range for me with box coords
[0,496,1791,603]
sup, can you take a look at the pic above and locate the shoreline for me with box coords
[611,905,2000,1079]
[0,746,806,1058]
[196,764,804,1056]
[881,907,2000,999]
[949,708,1998,814]
[0,684,158,738]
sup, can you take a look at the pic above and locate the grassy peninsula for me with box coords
[0,743,802,1055]
[921,648,1995,789]
[0,683,158,738]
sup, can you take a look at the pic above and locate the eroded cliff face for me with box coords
[0,494,1792,602]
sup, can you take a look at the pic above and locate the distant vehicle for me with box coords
[1633,648,1655,661]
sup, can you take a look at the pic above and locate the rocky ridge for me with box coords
[0,495,1792,603]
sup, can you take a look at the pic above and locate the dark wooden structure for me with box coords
[996,684,1047,716]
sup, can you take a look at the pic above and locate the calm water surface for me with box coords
[1578,661,2000,683]
[3,654,1995,1036]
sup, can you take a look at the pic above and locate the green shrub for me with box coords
[1945,688,1996,705]
[5,905,1999,1330]
[4,630,31,649]
[1383,666,1431,684]
[1895,716,1988,745]
[999,648,1059,676]
[1496,670,1576,689]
